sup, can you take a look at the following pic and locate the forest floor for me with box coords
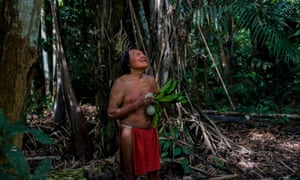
[24,104,300,180]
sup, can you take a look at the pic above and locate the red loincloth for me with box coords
[132,127,161,176]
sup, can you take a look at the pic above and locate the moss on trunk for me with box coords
[0,0,41,150]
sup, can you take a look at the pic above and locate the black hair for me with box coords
[121,51,130,74]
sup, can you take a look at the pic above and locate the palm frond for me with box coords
[193,5,223,30]
[192,2,300,62]
[230,2,300,62]
[113,22,132,61]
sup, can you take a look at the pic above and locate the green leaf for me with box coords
[24,129,53,144]
[165,80,179,95]
[156,94,179,103]
[156,79,173,99]
[153,113,159,128]
[162,141,171,152]
[154,91,165,100]
[160,151,169,158]
[182,147,190,155]
[177,96,187,103]
[4,121,26,138]
[153,79,185,127]
[4,142,30,179]
[174,146,182,156]
[180,158,190,173]
[32,158,52,180]
[152,103,162,127]
[163,157,171,162]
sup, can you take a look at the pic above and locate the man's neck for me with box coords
[129,69,145,79]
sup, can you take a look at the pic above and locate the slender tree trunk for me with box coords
[0,0,42,149]
[52,0,58,99]
[50,1,90,159]
[40,3,50,96]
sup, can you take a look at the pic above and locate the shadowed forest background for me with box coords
[0,0,300,179]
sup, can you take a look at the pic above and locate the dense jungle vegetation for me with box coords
[53,0,300,113]
[0,0,299,179]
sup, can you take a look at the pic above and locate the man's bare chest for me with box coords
[123,80,154,103]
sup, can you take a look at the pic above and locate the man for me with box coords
[108,49,161,180]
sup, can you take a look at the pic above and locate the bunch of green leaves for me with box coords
[153,80,187,127]
[0,108,53,180]
[159,125,191,174]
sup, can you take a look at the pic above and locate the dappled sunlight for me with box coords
[279,141,300,153]
[249,131,276,141]
[218,120,300,178]
[248,130,300,155]
[237,160,260,169]
[234,130,300,174]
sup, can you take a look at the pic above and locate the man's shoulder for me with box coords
[143,74,155,80]
[115,74,128,81]
[112,76,125,86]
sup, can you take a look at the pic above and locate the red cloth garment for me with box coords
[132,127,161,176]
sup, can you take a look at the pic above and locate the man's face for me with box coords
[129,49,148,69]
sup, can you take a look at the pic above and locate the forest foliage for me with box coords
[0,0,299,178]
[31,0,300,114]
[0,109,53,179]
[28,0,300,168]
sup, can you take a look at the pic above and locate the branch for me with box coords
[197,26,236,111]
[202,110,300,120]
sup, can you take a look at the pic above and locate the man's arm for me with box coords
[107,78,139,119]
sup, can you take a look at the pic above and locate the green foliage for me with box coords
[213,156,223,169]
[26,91,53,117]
[159,125,191,174]
[192,1,300,62]
[58,1,97,102]
[152,80,187,127]
[194,58,300,114]
[0,108,53,179]
[188,0,300,115]
[190,17,300,113]
[273,117,290,124]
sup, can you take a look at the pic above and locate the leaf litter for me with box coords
[24,104,300,179]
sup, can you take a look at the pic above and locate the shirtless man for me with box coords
[108,49,160,180]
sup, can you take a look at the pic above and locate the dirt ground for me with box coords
[24,105,300,179]
[214,119,300,179]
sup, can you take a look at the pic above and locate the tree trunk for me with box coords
[90,0,125,156]
[40,3,50,96]
[0,0,41,149]
[52,0,58,100]
[50,1,90,159]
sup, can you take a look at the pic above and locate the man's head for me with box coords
[121,49,148,74]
